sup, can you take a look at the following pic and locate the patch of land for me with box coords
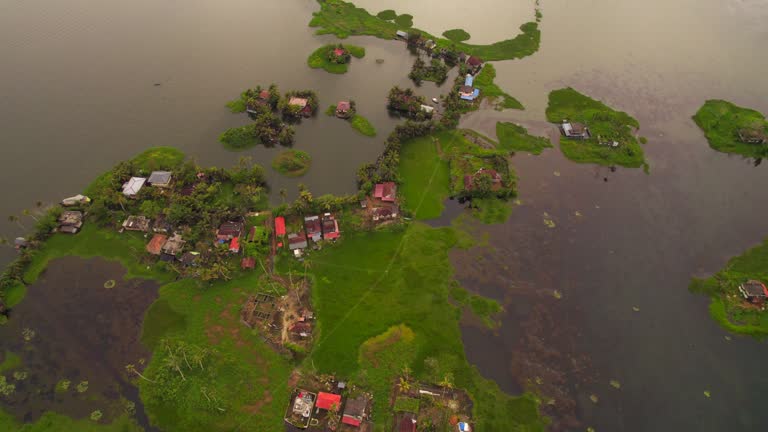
[546,87,647,168]
[443,28,471,42]
[309,0,540,61]
[690,238,768,337]
[272,150,312,177]
[473,64,524,110]
[408,57,448,85]
[222,85,294,149]
[693,99,768,158]
[307,44,366,74]
[496,121,552,155]
[350,114,376,137]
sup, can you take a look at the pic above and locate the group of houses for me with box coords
[285,384,371,430]
[278,212,341,259]
[457,56,484,102]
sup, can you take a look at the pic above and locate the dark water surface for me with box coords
[2,0,768,431]
[0,257,159,429]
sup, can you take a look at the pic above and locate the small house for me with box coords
[146,234,168,255]
[162,233,185,257]
[14,237,28,249]
[229,237,241,253]
[374,182,397,202]
[122,215,151,232]
[286,390,317,429]
[399,413,417,432]
[58,211,84,234]
[304,216,322,242]
[561,121,590,139]
[152,214,173,234]
[372,207,397,222]
[464,168,503,192]
[424,39,437,50]
[315,392,341,412]
[459,74,480,101]
[336,101,352,118]
[288,97,312,115]
[274,216,286,237]
[396,30,408,39]
[342,395,368,428]
[180,251,199,267]
[458,422,472,432]
[122,177,146,197]
[61,194,90,206]
[738,280,768,303]
[321,213,340,240]
[289,321,312,337]
[147,171,173,188]
[420,104,434,114]
[217,222,243,241]
[737,128,767,144]
[288,233,308,250]
[466,55,483,74]
[241,257,256,270]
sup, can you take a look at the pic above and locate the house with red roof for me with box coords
[229,237,240,253]
[241,257,256,270]
[374,182,397,202]
[342,395,368,427]
[466,55,483,74]
[274,216,286,236]
[322,213,340,240]
[146,234,168,256]
[739,280,768,304]
[463,168,503,192]
[315,392,342,412]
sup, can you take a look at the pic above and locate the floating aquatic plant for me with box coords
[103,279,116,289]
[22,327,35,342]
[123,400,136,414]
[12,371,27,381]
[632,306,640,312]
[534,376,543,385]
[514,199,522,206]
[553,171,561,177]
[77,380,89,393]
[543,212,556,228]
[609,380,621,389]
[553,290,563,300]
[0,376,16,396]
[575,211,582,217]
[703,390,711,398]
[589,394,599,403]
[587,428,596,432]
[90,410,103,421]
[55,379,71,392]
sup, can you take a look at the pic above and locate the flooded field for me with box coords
[0,257,158,429]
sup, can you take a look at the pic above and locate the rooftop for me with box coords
[122,215,151,231]
[337,101,351,111]
[315,392,341,411]
[288,97,308,108]
[467,55,483,66]
[146,234,168,255]
[122,177,146,196]
[275,216,286,236]
[374,182,397,202]
[147,171,172,186]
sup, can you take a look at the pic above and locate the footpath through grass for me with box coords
[398,134,451,220]
[496,122,552,155]
[546,87,647,169]
[307,223,547,431]
[690,238,768,337]
[309,0,540,61]
[693,99,768,158]
[474,64,524,110]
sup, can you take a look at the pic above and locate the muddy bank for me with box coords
[0,257,159,430]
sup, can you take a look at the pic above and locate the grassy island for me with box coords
[693,99,768,158]
[496,122,552,155]
[690,239,768,337]
[474,64,524,110]
[546,87,647,168]
[272,150,312,177]
[309,0,540,61]
[443,28,471,42]
[222,85,294,149]
[307,43,365,74]
[350,114,376,136]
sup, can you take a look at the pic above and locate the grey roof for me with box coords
[122,177,147,196]
[148,171,173,185]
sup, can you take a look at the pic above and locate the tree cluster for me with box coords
[386,86,432,120]
[280,90,319,120]
[408,57,448,85]
[327,44,351,64]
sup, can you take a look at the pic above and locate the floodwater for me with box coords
[1,0,768,431]
[0,257,159,429]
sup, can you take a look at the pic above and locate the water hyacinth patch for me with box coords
[609,379,621,389]
[103,279,116,289]
[77,380,89,393]
[90,410,103,421]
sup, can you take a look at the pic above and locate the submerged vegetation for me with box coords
[693,99,768,158]
[272,150,312,177]
[309,0,540,61]
[473,64,524,110]
[307,43,365,74]
[546,87,647,168]
[690,238,768,337]
[496,122,552,155]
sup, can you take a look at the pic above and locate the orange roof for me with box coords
[146,234,168,255]
[316,392,341,411]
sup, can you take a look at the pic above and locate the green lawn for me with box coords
[693,99,768,158]
[350,114,376,136]
[546,87,647,168]
[496,122,552,155]
[305,223,547,431]
[398,134,451,219]
[309,0,540,61]
[474,64,524,110]
[690,238,768,337]
[307,44,366,74]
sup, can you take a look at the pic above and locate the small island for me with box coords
[272,150,312,177]
[496,122,552,155]
[326,100,377,137]
[386,86,433,121]
[690,239,768,337]
[408,57,448,85]
[221,84,294,149]
[307,43,365,74]
[280,90,319,120]
[693,99,768,159]
[546,87,647,169]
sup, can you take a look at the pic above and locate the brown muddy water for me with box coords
[1,0,768,431]
[0,257,158,429]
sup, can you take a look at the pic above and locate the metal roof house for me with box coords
[396,30,408,39]
[58,211,84,234]
[162,233,185,257]
[288,233,308,250]
[374,182,397,202]
[737,128,767,144]
[122,177,147,197]
[459,74,480,101]
[122,215,151,232]
[147,171,173,188]
[739,280,768,303]
[322,213,340,240]
[342,395,368,428]
[561,121,591,139]
[146,234,168,255]
[304,216,322,242]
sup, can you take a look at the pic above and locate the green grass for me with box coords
[376,9,396,20]
[307,44,366,74]
[140,299,187,350]
[309,0,540,61]
[305,223,547,431]
[393,395,420,413]
[398,134,451,219]
[689,238,768,337]
[474,64,524,110]
[471,198,514,225]
[219,124,260,151]
[443,28,470,42]
[4,282,27,308]
[693,99,768,158]
[131,147,185,173]
[271,150,312,177]
[0,410,142,432]
[394,14,413,28]
[350,114,376,137]
[225,98,246,113]
[0,351,21,373]
[546,87,647,168]
[496,122,552,155]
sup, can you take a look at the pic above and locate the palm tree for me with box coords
[398,377,411,393]
[7,215,24,230]
[22,209,38,222]
[164,342,186,381]
[402,365,412,381]
[439,373,454,396]
[190,347,209,371]
[125,364,155,383]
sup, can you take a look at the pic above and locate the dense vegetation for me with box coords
[473,64,524,110]
[693,99,768,158]
[690,239,768,337]
[307,43,365,74]
[443,28,470,42]
[386,86,432,120]
[222,85,294,149]
[546,87,647,168]
[408,57,448,85]
[272,150,312,177]
[309,0,540,61]
[496,122,552,155]
[280,90,319,120]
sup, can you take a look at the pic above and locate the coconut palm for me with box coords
[125,364,155,383]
